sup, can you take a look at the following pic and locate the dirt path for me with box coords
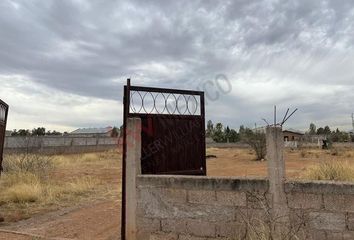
[0,200,121,240]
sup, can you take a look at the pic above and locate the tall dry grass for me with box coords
[302,160,354,181]
[0,152,105,206]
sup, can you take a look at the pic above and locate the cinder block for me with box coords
[136,218,160,240]
[343,231,354,240]
[187,220,216,237]
[136,217,161,239]
[188,190,216,205]
[289,209,310,233]
[246,191,271,209]
[159,188,187,203]
[326,231,344,240]
[309,212,346,231]
[324,194,354,212]
[287,193,322,210]
[216,221,246,238]
[149,232,178,240]
[309,230,327,240]
[161,219,187,234]
[178,235,207,240]
[235,208,269,223]
[347,213,354,231]
[137,217,161,232]
[139,187,187,205]
[216,191,246,207]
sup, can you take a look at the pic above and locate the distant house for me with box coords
[283,129,304,142]
[5,130,12,137]
[69,126,114,137]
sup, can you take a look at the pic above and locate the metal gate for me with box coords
[123,79,206,175]
[121,79,206,239]
[0,99,9,174]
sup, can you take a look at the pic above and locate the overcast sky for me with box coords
[1,0,354,132]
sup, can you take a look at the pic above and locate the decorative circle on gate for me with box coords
[166,94,177,114]
[154,93,166,114]
[128,90,201,115]
[187,95,198,115]
[142,92,155,114]
[130,91,143,113]
[176,95,188,115]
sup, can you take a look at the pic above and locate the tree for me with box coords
[212,123,225,143]
[241,128,266,161]
[317,127,325,135]
[32,127,46,136]
[111,127,119,137]
[239,125,246,136]
[323,126,331,135]
[206,120,214,137]
[330,128,350,142]
[46,130,62,136]
[229,129,240,142]
[309,123,316,135]
[11,129,18,136]
[14,129,30,136]
[224,126,231,142]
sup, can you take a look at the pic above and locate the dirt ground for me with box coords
[207,147,354,178]
[1,147,353,239]
[0,200,120,240]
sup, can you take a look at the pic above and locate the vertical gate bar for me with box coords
[200,92,206,175]
[0,100,9,175]
[121,79,130,240]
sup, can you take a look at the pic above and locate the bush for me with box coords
[241,130,266,161]
[0,172,42,203]
[65,176,99,196]
[2,154,54,177]
[3,183,42,203]
[303,161,354,181]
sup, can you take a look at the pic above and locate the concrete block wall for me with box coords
[136,175,269,240]
[285,180,354,240]
[136,175,354,240]
[4,136,119,154]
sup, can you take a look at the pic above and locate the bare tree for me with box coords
[241,128,266,161]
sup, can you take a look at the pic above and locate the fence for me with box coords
[3,136,120,154]
[125,118,354,240]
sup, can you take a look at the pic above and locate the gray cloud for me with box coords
[0,0,354,131]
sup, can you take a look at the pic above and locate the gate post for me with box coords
[266,126,289,239]
[125,118,141,240]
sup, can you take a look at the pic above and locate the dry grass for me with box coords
[0,149,121,222]
[206,147,354,180]
[302,161,354,181]
[2,154,54,177]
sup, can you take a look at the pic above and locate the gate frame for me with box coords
[0,99,9,174]
[121,79,206,240]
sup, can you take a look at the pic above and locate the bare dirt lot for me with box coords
[1,147,354,239]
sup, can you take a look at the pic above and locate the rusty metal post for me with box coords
[0,99,9,175]
[121,79,130,240]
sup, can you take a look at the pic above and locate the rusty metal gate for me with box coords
[121,79,206,239]
[0,99,9,174]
